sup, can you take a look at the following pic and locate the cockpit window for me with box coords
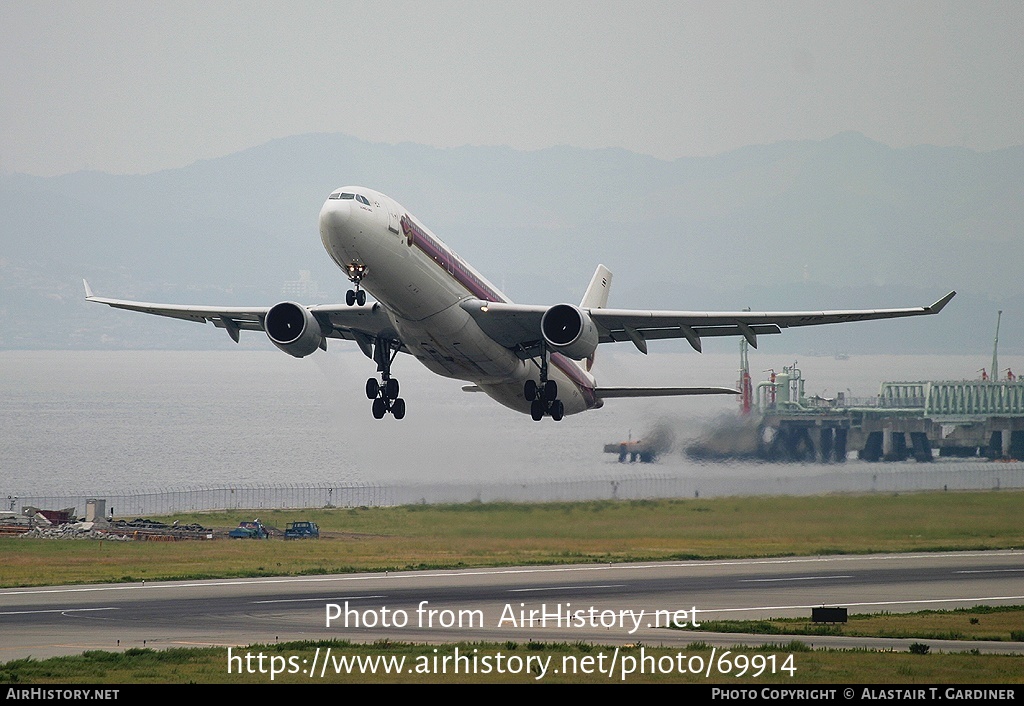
[328,193,342,199]
[356,194,370,206]
[340,193,355,200]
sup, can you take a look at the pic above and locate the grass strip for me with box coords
[2,491,1022,588]
[1,639,1021,684]
[688,605,1024,642]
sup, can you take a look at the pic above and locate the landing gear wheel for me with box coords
[530,399,545,421]
[543,380,558,402]
[346,290,356,306]
[356,289,366,306]
[524,379,537,402]
[528,346,562,421]
[550,400,564,421]
[365,378,379,400]
[368,337,406,419]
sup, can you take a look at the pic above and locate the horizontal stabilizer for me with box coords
[596,386,739,398]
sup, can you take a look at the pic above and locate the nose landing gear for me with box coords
[345,263,367,306]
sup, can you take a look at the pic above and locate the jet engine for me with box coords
[265,302,324,358]
[541,303,599,360]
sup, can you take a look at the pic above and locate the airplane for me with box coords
[85,186,956,422]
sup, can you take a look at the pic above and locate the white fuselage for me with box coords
[318,187,599,416]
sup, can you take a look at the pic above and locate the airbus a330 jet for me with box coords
[86,186,955,421]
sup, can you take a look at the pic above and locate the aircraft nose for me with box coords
[319,198,352,232]
[319,197,357,263]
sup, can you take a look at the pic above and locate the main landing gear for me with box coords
[524,351,564,422]
[366,338,405,419]
[345,262,367,306]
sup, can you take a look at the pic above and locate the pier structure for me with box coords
[756,366,1024,462]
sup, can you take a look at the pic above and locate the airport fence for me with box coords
[4,462,1024,519]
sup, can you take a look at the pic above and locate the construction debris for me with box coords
[20,524,131,541]
[1,510,214,541]
[110,518,213,541]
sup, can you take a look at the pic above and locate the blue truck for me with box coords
[229,519,269,539]
[284,521,320,539]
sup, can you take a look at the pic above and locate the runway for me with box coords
[2,550,1022,660]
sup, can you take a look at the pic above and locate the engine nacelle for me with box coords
[541,303,599,360]
[265,302,324,358]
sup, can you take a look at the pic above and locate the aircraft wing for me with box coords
[83,280,402,350]
[461,291,955,354]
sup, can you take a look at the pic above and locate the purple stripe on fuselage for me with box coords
[401,214,598,409]
[401,215,504,304]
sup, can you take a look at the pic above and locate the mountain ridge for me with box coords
[1,132,1020,353]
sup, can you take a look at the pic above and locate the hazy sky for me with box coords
[2,0,1022,176]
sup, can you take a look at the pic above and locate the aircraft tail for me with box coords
[580,264,612,309]
[580,265,612,371]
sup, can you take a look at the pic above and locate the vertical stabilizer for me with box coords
[580,265,612,372]
[580,264,612,310]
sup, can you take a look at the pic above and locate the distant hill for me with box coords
[1,132,1021,353]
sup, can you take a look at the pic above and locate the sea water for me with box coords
[2,349,1020,496]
